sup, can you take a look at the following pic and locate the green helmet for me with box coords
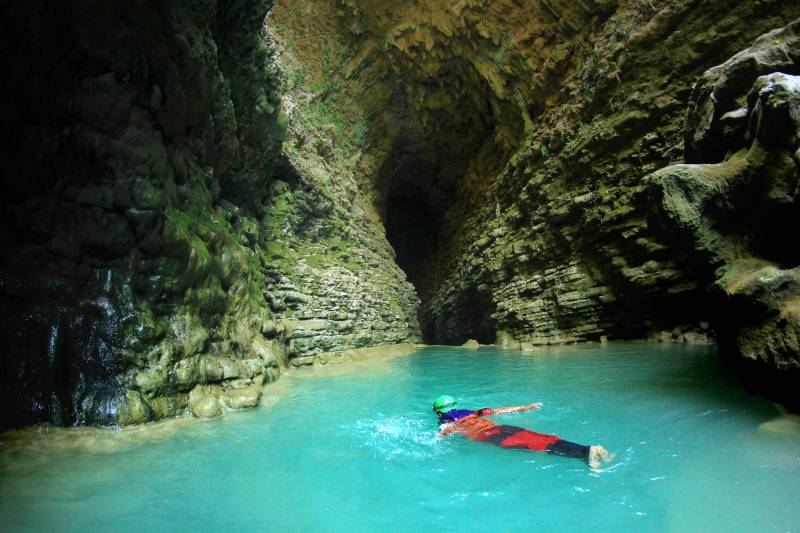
[432,395,457,414]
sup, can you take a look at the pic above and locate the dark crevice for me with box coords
[384,196,439,292]
[382,157,499,345]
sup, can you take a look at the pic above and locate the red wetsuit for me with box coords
[441,408,590,460]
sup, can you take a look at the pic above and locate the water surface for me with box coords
[2,344,799,532]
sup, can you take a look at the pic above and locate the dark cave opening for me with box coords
[383,186,446,345]
[379,148,452,344]
[382,160,498,346]
[384,196,439,292]
[452,286,497,345]
[372,99,505,346]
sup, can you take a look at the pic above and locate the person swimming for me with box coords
[432,395,613,469]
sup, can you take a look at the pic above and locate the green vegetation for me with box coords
[292,64,306,89]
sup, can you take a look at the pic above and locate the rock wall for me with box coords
[272,1,800,389]
[260,144,421,366]
[0,0,285,429]
[420,5,800,348]
[2,0,799,429]
[0,0,419,430]
[649,25,800,374]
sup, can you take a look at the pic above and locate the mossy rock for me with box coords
[117,390,154,425]
[147,393,189,419]
[188,385,223,418]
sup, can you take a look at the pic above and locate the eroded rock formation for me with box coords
[271,2,800,396]
[0,0,288,428]
[0,0,419,430]
[649,25,800,376]
[1,0,799,429]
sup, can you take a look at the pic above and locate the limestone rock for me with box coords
[220,375,265,410]
[148,394,189,419]
[0,0,287,429]
[117,390,154,426]
[3,0,800,430]
[188,386,223,419]
[648,32,800,377]
[684,20,800,163]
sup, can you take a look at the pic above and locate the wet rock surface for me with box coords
[0,0,419,430]
[648,25,800,383]
[2,1,800,429]
[0,0,287,429]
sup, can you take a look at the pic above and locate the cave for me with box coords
[378,145,457,344]
[384,195,438,297]
[4,1,800,528]
[375,119,503,345]
[0,0,799,431]
[383,169,499,345]
[2,1,800,530]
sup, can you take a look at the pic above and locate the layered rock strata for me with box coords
[3,0,800,430]
[272,2,799,369]
[421,8,800,350]
[270,0,800,407]
[0,0,419,430]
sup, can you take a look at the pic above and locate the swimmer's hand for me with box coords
[437,423,457,438]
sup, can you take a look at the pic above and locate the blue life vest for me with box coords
[439,409,476,423]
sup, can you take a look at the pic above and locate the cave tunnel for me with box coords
[380,147,449,322]
[379,138,498,346]
[384,195,439,293]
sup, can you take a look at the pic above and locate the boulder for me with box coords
[649,24,800,378]
[220,375,264,410]
[188,386,223,418]
[117,390,154,425]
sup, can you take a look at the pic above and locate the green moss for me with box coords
[265,240,290,260]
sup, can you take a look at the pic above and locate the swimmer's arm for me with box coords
[480,403,542,415]
[436,423,458,438]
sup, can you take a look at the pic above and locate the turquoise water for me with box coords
[2,344,800,532]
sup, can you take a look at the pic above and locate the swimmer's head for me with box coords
[432,395,457,415]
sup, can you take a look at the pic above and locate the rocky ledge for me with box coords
[649,24,800,376]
